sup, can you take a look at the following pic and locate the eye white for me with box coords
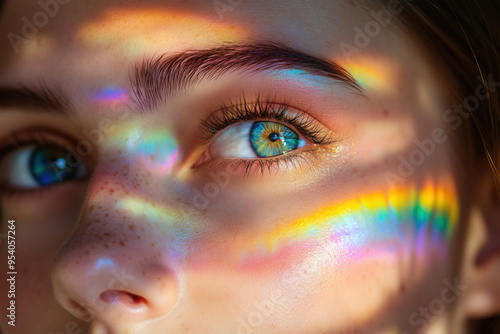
[209,122,257,159]
[0,146,88,188]
[1,146,40,187]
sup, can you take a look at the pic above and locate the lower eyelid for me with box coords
[199,146,321,178]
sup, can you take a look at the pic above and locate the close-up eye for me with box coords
[0,145,89,189]
[196,97,339,171]
[209,120,307,159]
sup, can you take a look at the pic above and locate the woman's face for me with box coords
[0,0,489,333]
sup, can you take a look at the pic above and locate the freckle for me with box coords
[109,188,115,193]
[104,243,109,248]
[119,241,125,247]
[400,284,406,293]
[129,225,135,230]
[105,213,109,217]
[383,108,389,116]
[103,233,111,237]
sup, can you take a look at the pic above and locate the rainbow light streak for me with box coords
[341,59,393,92]
[134,130,179,176]
[95,258,114,270]
[118,197,182,225]
[117,196,194,262]
[92,86,130,105]
[238,177,459,268]
[76,9,249,56]
[267,69,339,88]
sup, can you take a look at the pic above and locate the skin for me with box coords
[0,0,499,333]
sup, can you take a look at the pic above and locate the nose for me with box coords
[51,175,180,326]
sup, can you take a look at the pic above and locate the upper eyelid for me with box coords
[199,96,339,145]
[0,129,94,165]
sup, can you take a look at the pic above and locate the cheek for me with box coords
[180,175,459,329]
[0,184,87,332]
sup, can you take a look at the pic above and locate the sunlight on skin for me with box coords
[75,9,250,56]
[236,175,459,268]
[133,130,179,176]
[340,57,397,93]
[17,33,55,60]
[91,86,131,105]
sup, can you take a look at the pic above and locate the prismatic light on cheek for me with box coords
[237,176,459,269]
[74,9,250,56]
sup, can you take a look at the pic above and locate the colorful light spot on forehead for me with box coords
[92,86,130,105]
[340,57,395,92]
[238,176,459,267]
[75,9,250,56]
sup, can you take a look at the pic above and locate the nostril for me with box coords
[99,290,148,309]
[69,298,92,321]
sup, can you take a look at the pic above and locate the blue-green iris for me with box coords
[29,146,81,186]
[249,121,299,157]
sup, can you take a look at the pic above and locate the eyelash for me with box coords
[198,94,340,176]
[200,94,337,144]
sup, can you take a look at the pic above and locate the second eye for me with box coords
[209,121,307,159]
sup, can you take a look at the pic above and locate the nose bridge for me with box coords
[51,158,183,325]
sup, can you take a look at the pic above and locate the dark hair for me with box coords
[397,0,500,183]
[394,1,500,332]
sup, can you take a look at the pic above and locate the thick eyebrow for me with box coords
[0,83,72,115]
[131,42,362,111]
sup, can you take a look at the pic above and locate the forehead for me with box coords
[0,0,410,80]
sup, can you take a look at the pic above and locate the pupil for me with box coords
[268,132,279,142]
